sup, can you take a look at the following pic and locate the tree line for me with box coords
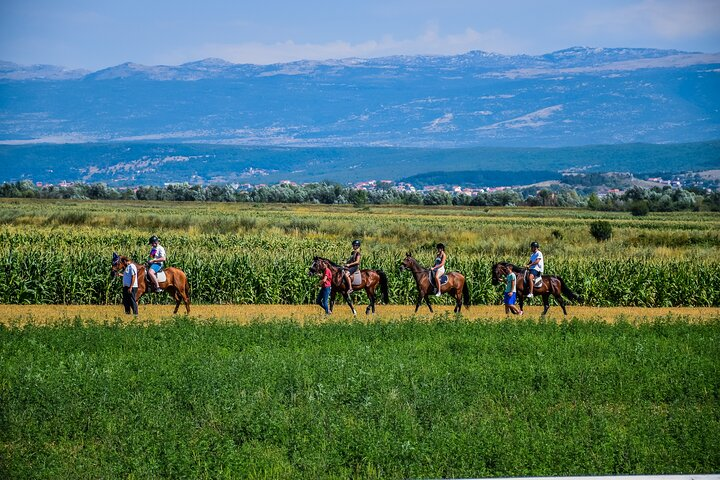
[1,180,719,212]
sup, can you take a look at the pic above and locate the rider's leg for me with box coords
[528,274,534,297]
[148,269,161,291]
[434,271,442,296]
[345,272,352,294]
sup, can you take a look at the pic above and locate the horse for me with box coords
[309,256,389,315]
[111,252,191,314]
[400,253,470,313]
[491,262,580,315]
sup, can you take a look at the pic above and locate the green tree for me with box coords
[589,220,613,242]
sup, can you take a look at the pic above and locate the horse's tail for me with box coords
[558,276,580,303]
[462,279,470,309]
[378,270,390,304]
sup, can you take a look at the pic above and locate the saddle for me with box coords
[429,272,449,288]
[147,269,167,283]
[523,270,543,289]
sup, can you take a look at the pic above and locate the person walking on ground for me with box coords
[526,241,543,298]
[317,259,333,315]
[432,243,447,297]
[122,259,139,315]
[503,264,522,315]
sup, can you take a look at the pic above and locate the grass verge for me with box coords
[1,316,718,478]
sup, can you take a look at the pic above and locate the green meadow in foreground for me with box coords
[1,316,718,479]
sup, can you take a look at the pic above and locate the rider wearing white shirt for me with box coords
[526,241,543,298]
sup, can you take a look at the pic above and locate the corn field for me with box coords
[1,199,719,307]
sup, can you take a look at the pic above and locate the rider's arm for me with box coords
[346,253,360,267]
[528,255,538,267]
[439,252,446,268]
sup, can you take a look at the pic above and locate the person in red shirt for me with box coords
[316,259,333,314]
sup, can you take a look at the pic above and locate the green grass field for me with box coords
[1,316,719,479]
[2,199,719,478]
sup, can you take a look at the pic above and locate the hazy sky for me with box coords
[1,0,719,70]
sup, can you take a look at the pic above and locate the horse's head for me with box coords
[110,252,130,279]
[400,253,414,272]
[309,256,325,276]
[491,262,507,285]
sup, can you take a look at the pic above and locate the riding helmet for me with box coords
[149,235,159,244]
[352,240,361,247]
[530,241,539,248]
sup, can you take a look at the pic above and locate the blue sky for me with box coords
[1,0,719,69]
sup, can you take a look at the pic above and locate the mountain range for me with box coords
[1,47,719,185]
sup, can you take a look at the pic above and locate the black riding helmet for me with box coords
[352,240,361,247]
[149,235,159,244]
[530,241,539,249]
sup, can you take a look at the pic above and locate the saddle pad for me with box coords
[428,273,449,285]
[156,271,167,283]
[352,271,362,286]
[534,276,542,287]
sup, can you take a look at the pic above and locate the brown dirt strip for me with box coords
[1,304,718,326]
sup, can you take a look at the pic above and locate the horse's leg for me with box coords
[555,292,568,315]
[415,292,423,313]
[455,289,462,313]
[541,294,550,315]
[424,294,433,313]
[329,290,336,313]
[179,282,191,314]
[343,293,357,316]
[518,295,524,314]
[365,287,375,315]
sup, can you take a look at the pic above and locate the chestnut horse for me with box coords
[111,252,191,314]
[309,256,389,315]
[491,262,580,315]
[400,253,469,313]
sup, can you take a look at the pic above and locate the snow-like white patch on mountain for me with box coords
[478,105,563,130]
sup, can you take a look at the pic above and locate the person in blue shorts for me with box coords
[147,235,166,293]
[503,264,522,315]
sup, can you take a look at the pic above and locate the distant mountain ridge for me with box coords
[2,47,716,81]
[1,46,719,185]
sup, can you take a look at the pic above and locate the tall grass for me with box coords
[1,199,719,306]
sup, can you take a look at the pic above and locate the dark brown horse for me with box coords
[111,252,191,314]
[491,262,580,315]
[309,256,389,315]
[400,253,469,313]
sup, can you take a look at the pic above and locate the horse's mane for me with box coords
[315,256,343,268]
[113,254,141,268]
[494,261,525,273]
[403,254,430,271]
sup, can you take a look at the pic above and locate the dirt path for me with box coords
[1,304,718,326]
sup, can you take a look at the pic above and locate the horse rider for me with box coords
[147,235,166,293]
[432,243,447,296]
[526,241,543,298]
[343,240,362,295]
